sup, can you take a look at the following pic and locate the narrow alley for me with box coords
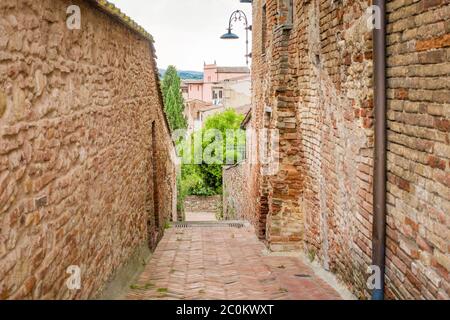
[0,0,448,303]
[126,222,344,300]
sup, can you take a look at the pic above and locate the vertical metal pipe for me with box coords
[246,27,249,66]
[372,0,387,301]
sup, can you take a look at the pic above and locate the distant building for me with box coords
[182,62,251,133]
[183,99,211,133]
[221,75,251,111]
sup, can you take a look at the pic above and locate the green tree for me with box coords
[161,65,187,131]
[162,66,187,219]
[200,109,245,193]
[180,109,245,196]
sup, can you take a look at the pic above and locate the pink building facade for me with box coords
[183,63,250,104]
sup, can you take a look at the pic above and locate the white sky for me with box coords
[108,0,253,71]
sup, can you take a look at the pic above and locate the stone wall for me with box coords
[222,118,266,233]
[223,164,253,221]
[247,0,449,299]
[0,0,176,299]
[184,195,221,213]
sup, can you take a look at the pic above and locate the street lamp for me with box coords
[220,10,252,66]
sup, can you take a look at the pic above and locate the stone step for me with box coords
[172,221,248,229]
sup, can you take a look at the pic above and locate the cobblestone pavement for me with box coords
[126,224,343,300]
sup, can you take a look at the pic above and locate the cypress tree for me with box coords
[161,66,187,131]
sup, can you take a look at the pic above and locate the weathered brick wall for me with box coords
[252,0,305,247]
[385,0,449,300]
[253,0,375,292]
[249,0,449,299]
[292,0,375,296]
[0,0,176,299]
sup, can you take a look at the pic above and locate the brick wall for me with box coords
[251,0,375,291]
[247,0,449,299]
[385,0,449,300]
[0,0,176,299]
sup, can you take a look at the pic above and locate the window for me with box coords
[219,91,223,99]
[279,0,294,26]
[262,4,267,55]
[288,0,294,25]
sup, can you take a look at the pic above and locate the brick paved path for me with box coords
[126,223,342,300]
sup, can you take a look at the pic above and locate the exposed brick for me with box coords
[416,34,450,51]
[422,0,444,10]
[435,118,450,132]
[427,155,447,170]
[418,49,447,64]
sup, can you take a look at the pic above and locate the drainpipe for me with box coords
[371,0,387,301]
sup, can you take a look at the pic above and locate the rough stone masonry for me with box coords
[224,0,449,299]
[0,0,177,299]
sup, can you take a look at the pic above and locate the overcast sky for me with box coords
[108,0,252,71]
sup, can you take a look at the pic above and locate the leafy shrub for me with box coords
[180,109,245,196]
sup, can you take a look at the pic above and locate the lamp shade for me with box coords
[220,29,239,40]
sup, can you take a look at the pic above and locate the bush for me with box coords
[181,165,217,196]
[180,109,245,196]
